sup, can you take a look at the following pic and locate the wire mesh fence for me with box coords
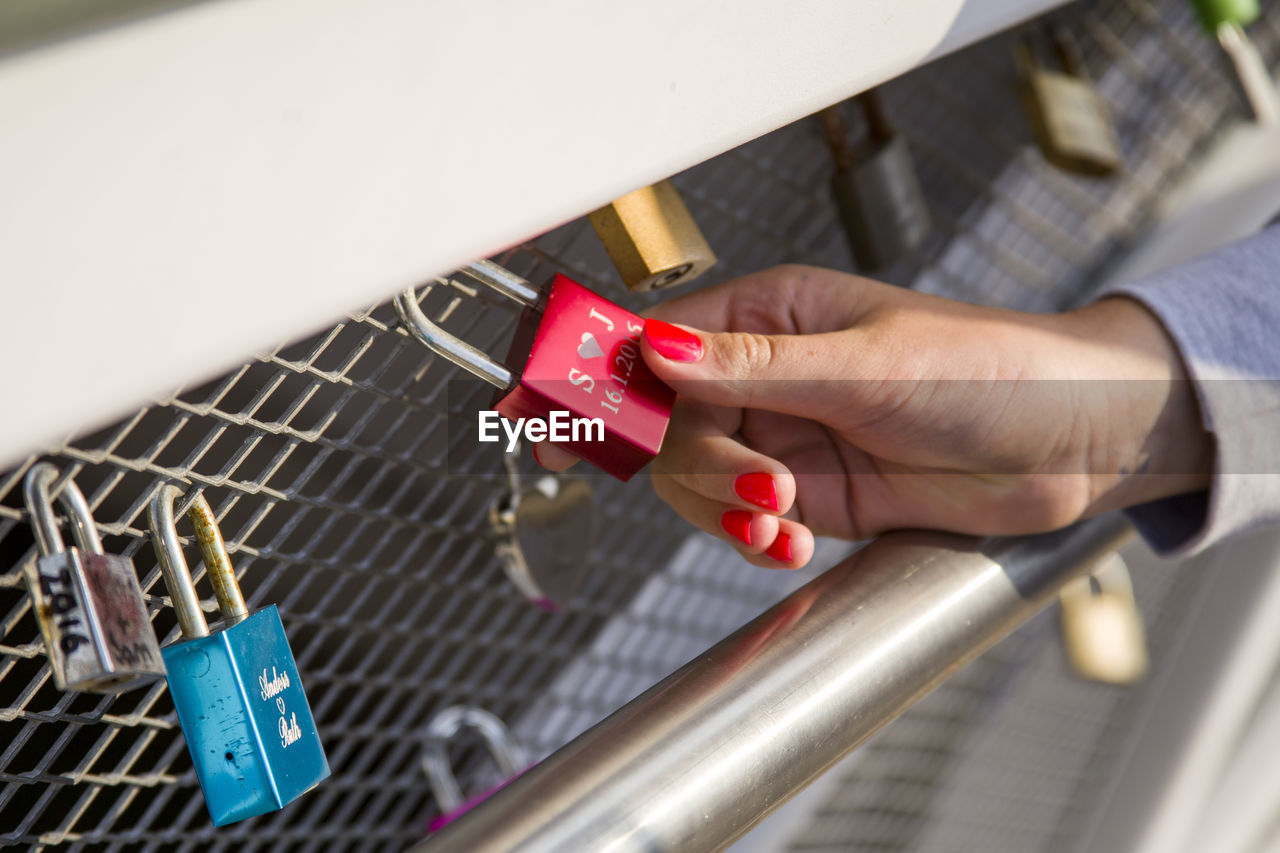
[2,0,1277,849]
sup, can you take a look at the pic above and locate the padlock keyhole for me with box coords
[655,263,693,288]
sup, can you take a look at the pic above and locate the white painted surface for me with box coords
[0,0,1058,465]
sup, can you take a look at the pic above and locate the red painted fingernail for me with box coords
[643,319,703,362]
[766,532,793,563]
[734,473,779,512]
[720,510,753,546]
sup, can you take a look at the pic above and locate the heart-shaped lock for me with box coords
[1059,552,1148,685]
[489,448,599,611]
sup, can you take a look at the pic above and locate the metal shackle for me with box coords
[394,260,542,391]
[23,463,105,558]
[147,485,248,640]
[421,705,526,812]
[1060,551,1135,604]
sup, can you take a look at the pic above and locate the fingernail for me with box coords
[735,473,779,512]
[643,319,703,362]
[720,510,753,546]
[765,532,793,563]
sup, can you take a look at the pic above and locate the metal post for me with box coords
[413,513,1134,853]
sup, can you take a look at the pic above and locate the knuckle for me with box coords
[726,332,777,377]
[744,265,809,310]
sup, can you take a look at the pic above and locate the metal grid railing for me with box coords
[2,0,1276,849]
[0,277,687,848]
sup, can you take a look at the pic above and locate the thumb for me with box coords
[640,318,854,416]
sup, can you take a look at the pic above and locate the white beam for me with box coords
[0,0,1056,464]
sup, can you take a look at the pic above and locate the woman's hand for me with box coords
[537,265,1212,569]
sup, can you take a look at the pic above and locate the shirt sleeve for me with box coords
[1097,223,1280,557]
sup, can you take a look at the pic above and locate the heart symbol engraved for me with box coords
[577,332,604,360]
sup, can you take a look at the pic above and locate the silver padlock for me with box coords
[490,449,598,611]
[21,463,165,692]
[422,705,527,832]
[821,91,931,272]
[1059,552,1149,685]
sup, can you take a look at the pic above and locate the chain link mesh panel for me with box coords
[2,0,1277,848]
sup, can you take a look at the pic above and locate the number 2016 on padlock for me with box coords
[22,464,165,693]
[396,261,675,481]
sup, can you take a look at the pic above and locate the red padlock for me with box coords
[395,261,675,481]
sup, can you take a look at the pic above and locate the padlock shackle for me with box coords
[1060,552,1136,605]
[1016,25,1087,79]
[394,261,542,390]
[422,706,526,812]
[1047,23,1085,78]
[148,486,250,640]
[818,106,856,173]
[395,287,514,390]
[23,463,105,557]
[460,260,541,309]
[1014,34,1044,80]
[856,90,894,145]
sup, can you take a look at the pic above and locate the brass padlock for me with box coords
[588,180,716,291]
[1059,552,1148,685]
[1016,25,1122,177]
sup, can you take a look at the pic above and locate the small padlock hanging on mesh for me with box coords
[421,705,528,832]
[1016,23,1123,177]
[1059,551,1149,685]
[588,179,717,291]
[489,443,599,611]
[21,463,165,693]
[148,485,329,826]
[820,91,932,272]
[395,260,675,481]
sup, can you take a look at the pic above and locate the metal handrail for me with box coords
[413,513,1135,853]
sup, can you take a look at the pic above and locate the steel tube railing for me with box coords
[414,514,1135,853]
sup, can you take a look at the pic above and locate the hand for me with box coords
[537,265,1213,569]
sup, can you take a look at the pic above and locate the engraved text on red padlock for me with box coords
[497,274,674,481]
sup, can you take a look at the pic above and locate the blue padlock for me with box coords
[148,486,329,826]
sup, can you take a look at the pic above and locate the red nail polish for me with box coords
[720,510,753,546]
[643,319,703,362]
[734,473,779,512]
[766,532,792,563]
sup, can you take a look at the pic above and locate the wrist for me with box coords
[1057,297,1213,516]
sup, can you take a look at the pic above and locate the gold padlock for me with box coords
[1016,25,1123,177]
[588,180,716,292]
[1059,553,1149,685]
